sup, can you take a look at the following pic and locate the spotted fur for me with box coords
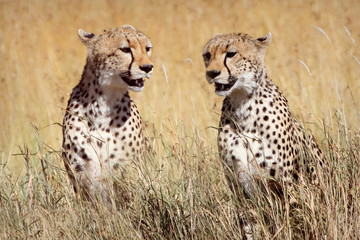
[203,32,324,237]
[62,25,153,208]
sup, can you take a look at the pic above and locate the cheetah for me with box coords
[62,25,153,209]
[203,32,324,237]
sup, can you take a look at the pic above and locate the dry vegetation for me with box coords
[0,0,359,239]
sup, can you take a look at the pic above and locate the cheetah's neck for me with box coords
[74,60,132,122]
[87,59,130,95]
[226,69,268,118]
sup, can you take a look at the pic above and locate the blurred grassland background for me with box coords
[1,0,359,167]
[0,0,360,239]
[1,0,359,163]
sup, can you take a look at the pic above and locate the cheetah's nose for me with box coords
[140,64,153,73]
[206,70,220,79]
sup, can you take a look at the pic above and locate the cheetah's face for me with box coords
[78,25,153,92]
[202,33,271,96]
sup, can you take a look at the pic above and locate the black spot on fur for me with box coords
[75,164,83,172]
[270,168,276,177]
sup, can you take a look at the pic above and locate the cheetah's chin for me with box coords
[121,76,145,88]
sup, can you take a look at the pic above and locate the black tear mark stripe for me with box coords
[126,36,134,71]
[224,46,231,76]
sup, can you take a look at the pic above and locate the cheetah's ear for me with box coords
[78,29,96,46]
[213,33,224,38]
[256,32,272,47]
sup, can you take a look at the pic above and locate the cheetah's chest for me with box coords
[218,121,278,183]
[89,109,143,164]
[217,91,298,188]
[63,94,144,174]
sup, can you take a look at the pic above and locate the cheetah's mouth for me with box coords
[214,80,236,92]
[122,76,144,88]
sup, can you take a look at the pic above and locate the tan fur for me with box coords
[203,32,324,238]
[62,25,153,209]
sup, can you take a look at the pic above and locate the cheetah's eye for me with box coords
[203,52,211,61]
[120,47,131,53]
[146,46,152,52]
[226,52,237,58]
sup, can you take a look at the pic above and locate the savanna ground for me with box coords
[1,0,359,239]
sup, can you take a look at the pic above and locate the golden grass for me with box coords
[0,0,360,239]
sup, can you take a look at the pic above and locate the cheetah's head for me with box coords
[78,25,153,92]
[202,32,271,97]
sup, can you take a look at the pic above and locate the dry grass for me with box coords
[0,0,359,239]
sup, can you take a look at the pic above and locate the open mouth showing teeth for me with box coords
[122,76,144,88]
[215,80,236,92]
